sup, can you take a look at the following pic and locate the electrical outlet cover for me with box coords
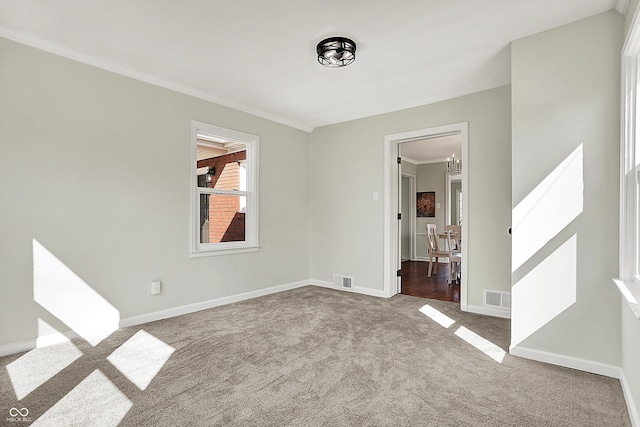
[150,280,161,295]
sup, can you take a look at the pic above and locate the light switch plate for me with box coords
[150,280,161,295]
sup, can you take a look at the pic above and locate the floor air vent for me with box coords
[484,289,511,309]
[333,274,353,289]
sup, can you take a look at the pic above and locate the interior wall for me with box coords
[510,11,622,365]
[309,85,512,306]
[415,162,447,259]
[401,160,417,176]
[0,38,311,346]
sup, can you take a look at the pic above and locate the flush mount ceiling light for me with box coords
[316,37,356,68]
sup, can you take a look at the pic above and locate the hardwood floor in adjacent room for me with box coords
[401,260,460,302]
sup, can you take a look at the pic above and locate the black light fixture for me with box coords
[205,166,216,183]
[316,37,356,68]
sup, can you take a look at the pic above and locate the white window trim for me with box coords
[190,121,259,257]
[616,9,640,318]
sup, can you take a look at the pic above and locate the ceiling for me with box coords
[0,0,624,131]
[401,134,462,165]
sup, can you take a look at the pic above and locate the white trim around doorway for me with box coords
[383,122,469,311]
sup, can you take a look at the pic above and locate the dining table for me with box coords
[436,231,459,251]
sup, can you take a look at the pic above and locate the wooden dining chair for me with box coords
[444,224,461,251]
[426,224,449,277]
[445,229,462,285]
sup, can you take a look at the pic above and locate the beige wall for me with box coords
[511,11,622,365]
[0,38,311,346]
[309,85,512,306]
[401,160,416,175]
[415,162,447,259]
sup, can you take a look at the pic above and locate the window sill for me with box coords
[612,278,640,319]
[190,245,260,258]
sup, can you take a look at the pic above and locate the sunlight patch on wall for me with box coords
[512,144,583,272]
[31,369,132,426]
[107,330,175,390]
[511,234,578,348]
[419,303,455,328]
[6,332,82,400]
[454,326,506,363]
[32,239,119,346]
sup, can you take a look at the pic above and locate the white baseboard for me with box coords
[0,280,311,357]
[119,280,310,328]
[509,345,621,378]
[0,279,387,357]
[310,280,387,298]
[620,369,640,427]
[466,304,511,319]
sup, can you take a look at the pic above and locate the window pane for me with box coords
[200,194,246,243]
[196,141,247,191]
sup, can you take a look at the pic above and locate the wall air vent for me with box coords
[484,289,511,309]
[333,274,353,289]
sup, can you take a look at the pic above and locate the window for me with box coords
[621,49,640,284]
[190,121,259,257]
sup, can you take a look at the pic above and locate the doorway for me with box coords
[383,122,469,310]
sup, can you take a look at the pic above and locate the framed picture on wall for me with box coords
[417,191,435,217]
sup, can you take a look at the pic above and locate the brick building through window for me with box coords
[197,145,247,243]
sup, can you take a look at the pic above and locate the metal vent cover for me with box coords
[333,274,353,289]
[484,289,511,309]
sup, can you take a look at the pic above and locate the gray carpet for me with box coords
[0,286,631,426]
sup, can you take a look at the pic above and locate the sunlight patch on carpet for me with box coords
[107,330,175,390]
[31,369,131,427]
[454,326,506,363]
[419,303,455,328]
[6,337,82,400]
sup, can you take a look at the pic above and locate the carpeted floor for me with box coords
[0,286,631,426]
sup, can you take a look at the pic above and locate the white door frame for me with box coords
[383,122,469,311]
[401,171,417,261]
